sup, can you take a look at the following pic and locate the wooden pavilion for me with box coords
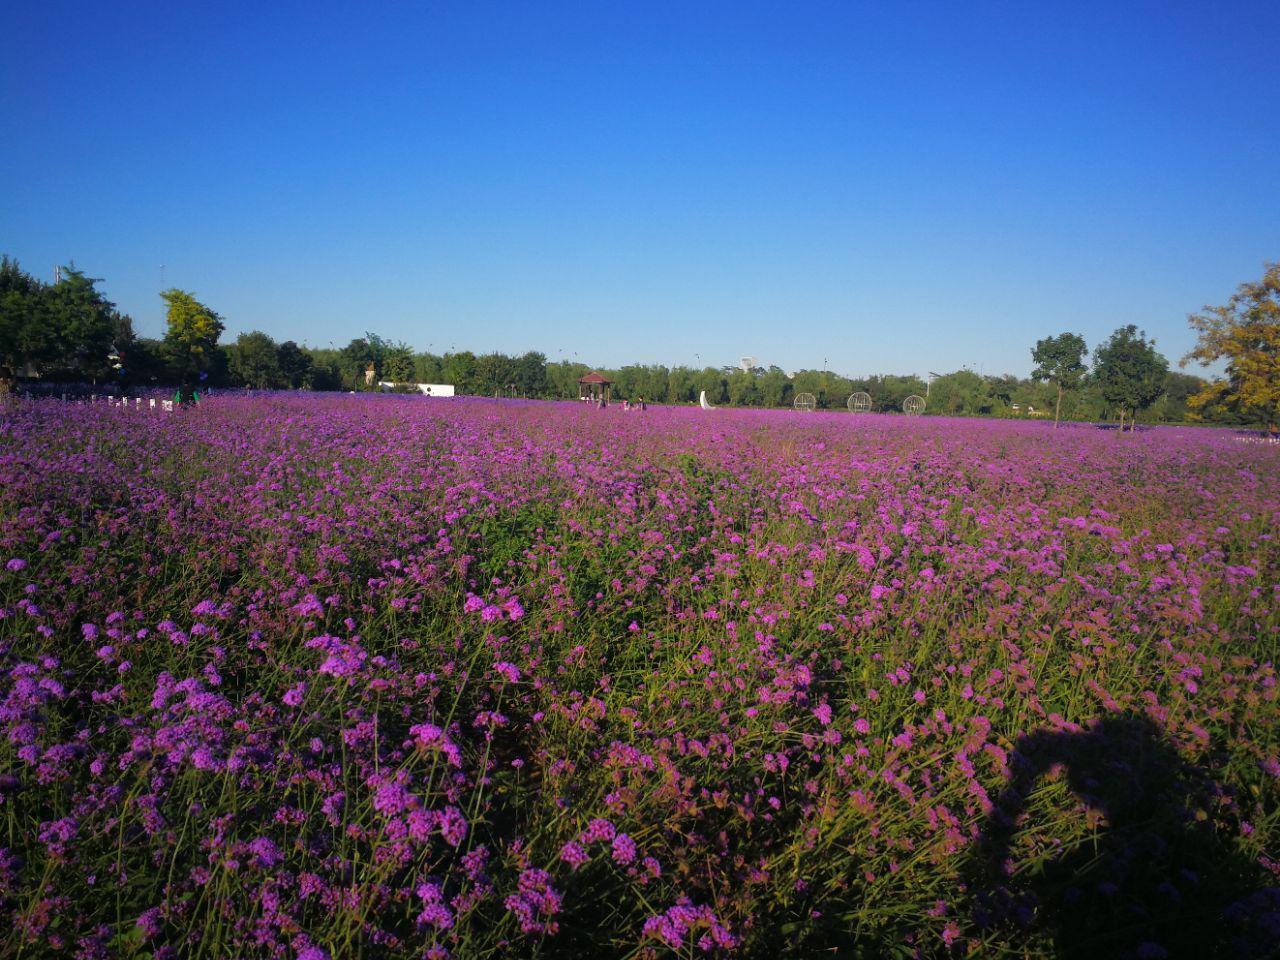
[577,371,612,403]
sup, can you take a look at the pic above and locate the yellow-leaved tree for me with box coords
[1182,262,1280,432]
[161,288,224,386]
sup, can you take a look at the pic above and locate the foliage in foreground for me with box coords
[0,396,1277,959]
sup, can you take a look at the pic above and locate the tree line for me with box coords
[2,255,1275,427]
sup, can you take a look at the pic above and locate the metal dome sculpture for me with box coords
[903,394,926,415]
[847,391,872,413]
[794,392,817,412]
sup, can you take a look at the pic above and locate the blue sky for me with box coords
[2,1,1277,377]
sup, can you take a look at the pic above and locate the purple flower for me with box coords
[247,836,283,868]
[611,833,637,865]
[437,805,469,847]
[136,908,163,939]
[580,818,616,843]
[415,881,454,930]
[493,661,521,683]
[409,723,463,767]
[643,901,736,950]
[504,868,562,936]
[559,840,589,868]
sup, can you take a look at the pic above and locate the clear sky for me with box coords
[2,1,1277,378]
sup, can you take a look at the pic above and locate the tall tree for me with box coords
[275,341,313,389]
[475,352,518,395]
[413,352,445,385]
[726,367,762,406]
[1155,371,1207,423]
[866,374,928,413]
[693,367,728,405]
[227,331,281,388]
[161,289,224,385]
[1182,261,1280,432]
[1030,332,1088,428]
[1093,325,1168,431]
[338,338,376,389]
[45,266,120,379]
[381,341,416,383]
[0,256,53,373]
[513,351,549,398]
[758,366,791,407]
[442,351,477,393]
[665,365,695,404]
[928,369,990,416]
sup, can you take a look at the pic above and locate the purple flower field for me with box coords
[1,395,1277,959]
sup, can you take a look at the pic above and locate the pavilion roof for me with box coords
[577,371,612,384]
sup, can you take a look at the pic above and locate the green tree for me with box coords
[1031,332,1088,428]
[514,351,549,397]
[299,346,343,390]
[985,374,1020,414]
[338,338,376,389]
[413,352,445,385]
[928,369,989,416]
[1093,325,1168,431]
[1153,371,1206,423]
[48,267,113,378]
[790,369,828,408]
[610,363,669,403]
[726,368,762,406]
[442,351,478,393]
[693,367,727,405]
[0,256,53,373]
[119,338,169,388]
[161,289,224,384]
[546,360,589,399]
[381,341,416,383]
[665,365,696,404]
[867,374,928,413]
[276,341,313,389]
[227,331,282,388]
[475,352,518,395]
[11,264,125,381]
[758,366,791,407]
[826,374,856,410]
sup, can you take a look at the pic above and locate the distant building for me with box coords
[378,382,455,396]
[577,371,612,403]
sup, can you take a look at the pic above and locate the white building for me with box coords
[378,382,455,397]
